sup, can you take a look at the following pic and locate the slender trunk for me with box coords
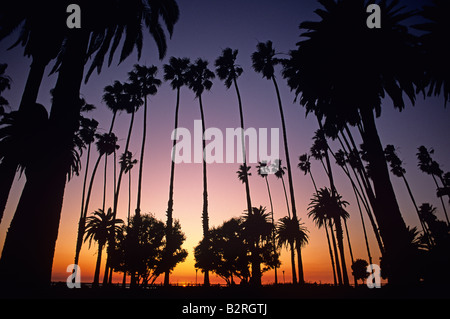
[280,177,291,218]
[165,87,181,286]
[234,78,253,217]
[102,155,108,212]
[0,158,17,224]
[289,241,297,284]
[198,94,210,286]
[324,223,338,286]
[354,183,373,266]
[343,218,357,286]
[135,96,148,216]
[93,243,104,287]
[359,107,411,284]
[0,30,89,286]
[105,110,135,284]
[329,220,343,285]
[265,176,277,284]
[272,76,303,283]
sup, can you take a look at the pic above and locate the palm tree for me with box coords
[276,216,309,285]
[385,145,432,239]
[84,208,123,286]
[128,64,161,216]
[256,161,277,283]
[74,132,119,267]
[413,0,450,105]
[283,0,418,285]
[163,57,190,286]
[274,159,291,218]
[0,1,180,286]
[215,48,253,216]
[309,188,350,286]
[186,58,215,286]
[243,206,273,286]
[298,153,318,192]
[163,56,190,286]
[417,146,449,225]
[252,41,304,283]
[119,151,138,223]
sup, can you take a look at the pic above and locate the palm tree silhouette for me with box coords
[74,132,119,268]
[283,0,418,284]
[119,151,138,224]
[385,145,432,241]
[0,1,180,287]
[186,58,215,286]
[243,206,273,286]
[309,188,350,286]
[256,161,278,284]
[163,56,190,286]
[417,146,449,225]
[215,48,253,218]
[252,41,304,283]
[276,216,309,285]
[129,64,161,216]
[84,208,123,286]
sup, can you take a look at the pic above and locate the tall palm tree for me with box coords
[298,153,318,192]
[0,1,180,286]
[252,41,304,283]
[74,132,119,267]
[84,208,123,286]
[385,145,432,239]
[215,48,253,217]
[128,64,161,216]
[283,0,418,285]
[119,151,138,224]
[417,146,449,225]
[256,161,277,283]
[276,216,309,285]
[309,187,350,286]
[162,56,190,286]
[186,58,215,286]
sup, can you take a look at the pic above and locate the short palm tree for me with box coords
[309,187,350,286]
[186,58,215,286]
[84,208,123,286]
[276,216,309,285]
[243,206,273,286]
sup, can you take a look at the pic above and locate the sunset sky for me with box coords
[1,0,449,285]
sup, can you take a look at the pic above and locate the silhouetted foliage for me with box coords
[113,214,187,287]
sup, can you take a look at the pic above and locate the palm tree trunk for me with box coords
[289,241,297,284]
[324,223,338,286]
[233,78,253,217]
[329,219,343,285]
[334,217,349,286]
[106,110,135,284]
[198,94,210,286]
[135,96,148,216]
[93,243,104,287]
[272,76,303,284]
[265,176,277,284]
[430,174,450,226]
[165,87,181,286]
[0,58,48,223]
[359,107,411,284]
[0,30,89,286]
[343,218,357,286]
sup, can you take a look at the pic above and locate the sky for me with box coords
[0,0,449,285]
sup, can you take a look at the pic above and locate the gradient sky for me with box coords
[0,0,449,285]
